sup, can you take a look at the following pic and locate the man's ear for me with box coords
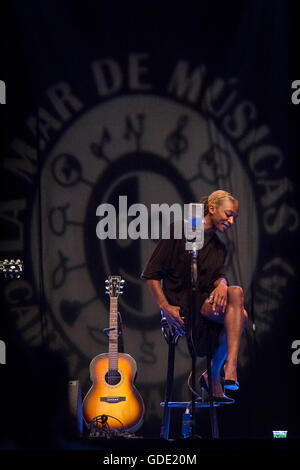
[208,205,215,215]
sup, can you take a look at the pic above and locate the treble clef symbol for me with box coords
[165,115,189,160]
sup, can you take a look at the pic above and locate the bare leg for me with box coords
[211,329,227,379]
[200,286,246,395]
[223,286,244,382]
[202,329,227,397]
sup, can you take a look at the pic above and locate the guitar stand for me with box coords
[160,316,220,440]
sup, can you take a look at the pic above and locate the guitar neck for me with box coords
[108,297,119,370]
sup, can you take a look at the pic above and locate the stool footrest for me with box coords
[160,401,220,408]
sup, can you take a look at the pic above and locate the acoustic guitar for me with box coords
[82,275,145,433]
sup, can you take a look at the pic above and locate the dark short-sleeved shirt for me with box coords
[141,226,227,356]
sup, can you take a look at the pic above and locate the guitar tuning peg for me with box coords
[105,280,109,284]
[120,280,125,284]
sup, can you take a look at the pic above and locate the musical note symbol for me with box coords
[165,115,189,160]
[48,203,83,236]
[60,296,98,325]
[90,128,111,162]
[188,144,232,184]
[51,154,93,187]
[52,250,86,289]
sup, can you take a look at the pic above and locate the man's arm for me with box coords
[146,280,184,330]
[214,277,227,288]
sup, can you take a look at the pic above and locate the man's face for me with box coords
[209,199,239,232]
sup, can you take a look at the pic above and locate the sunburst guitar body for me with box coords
[82,276,145,433]
[83,352,144,432]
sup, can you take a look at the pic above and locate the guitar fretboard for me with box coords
[108,297,119,370]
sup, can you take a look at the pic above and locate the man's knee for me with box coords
[243,309,248,329]
[227,285,244,305]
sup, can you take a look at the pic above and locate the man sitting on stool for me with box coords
[141,190,248,402]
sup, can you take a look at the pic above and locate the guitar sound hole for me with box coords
[105,370,121,386]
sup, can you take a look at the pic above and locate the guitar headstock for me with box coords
[0,259,24,279]
[105,275,125,298]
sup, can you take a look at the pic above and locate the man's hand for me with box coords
[209,282,228,314]
[145,279,185,334]
[160,301,185,334]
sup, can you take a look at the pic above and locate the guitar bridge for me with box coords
[100,396,126,403]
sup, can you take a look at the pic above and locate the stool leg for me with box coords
[207,353,220,439]
[160,340,176,439]
[191,352,196,436]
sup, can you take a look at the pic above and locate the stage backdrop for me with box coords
[0,1,299,439]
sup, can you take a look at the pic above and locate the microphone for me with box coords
[184,203,204,252]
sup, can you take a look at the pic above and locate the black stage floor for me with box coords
[1,436,300,461]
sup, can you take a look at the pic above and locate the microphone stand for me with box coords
[190,243,199,437]
[189,239,219,439]
[185,204,204,438]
